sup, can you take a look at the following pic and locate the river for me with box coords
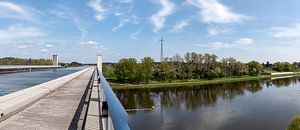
[0,67,85,96]
[115,77,300,130]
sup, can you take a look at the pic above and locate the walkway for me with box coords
[0,68,94,130]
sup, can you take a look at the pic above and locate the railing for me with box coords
[97,68,130,130]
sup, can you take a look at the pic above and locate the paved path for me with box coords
[0,68,94,130]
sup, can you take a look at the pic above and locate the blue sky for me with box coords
[1,0,300,63]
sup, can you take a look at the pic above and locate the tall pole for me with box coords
[159,38,164,62]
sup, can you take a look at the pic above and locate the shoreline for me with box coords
[111,73,300,90]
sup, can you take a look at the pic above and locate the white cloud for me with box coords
[0,1,37,21]
[195,38,253,49]
[234,38,253,46]
[72,16,87,39]
[187,0,247,24]
[130,28,144,39]
[88,0,106,21]
[46,44,54,48]
[114,12,124,16]
[119,0,134,3]
[50,10,68,19]
[170,21,188,33]
[16,45,28,49]
[207,27,231,36]
[150,0,175,32]
[96,45,108,53]
[112,19,130,32]
[269,24,300,38]
[0,25,45,39]
[51,6,88,39]
[40,49,49,52]
[78,41,98,45]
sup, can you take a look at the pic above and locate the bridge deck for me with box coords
[0,68,95,130]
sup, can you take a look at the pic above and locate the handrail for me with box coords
[97,69,130,130]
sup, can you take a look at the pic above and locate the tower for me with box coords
[52,54,58,66]
[97,54,102,73]
[159,38,164,62]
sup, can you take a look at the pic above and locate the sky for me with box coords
[1,0,300,63]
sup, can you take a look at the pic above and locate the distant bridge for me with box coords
[0,55,61,74]
[0,54,130,130]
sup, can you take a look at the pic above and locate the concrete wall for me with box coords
[0,67,92,120]
[97,54,102,73]
[270,72,294,75]
[53,54,58,66]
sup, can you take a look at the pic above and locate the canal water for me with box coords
[115,77,300,130]
[0,67,85,96]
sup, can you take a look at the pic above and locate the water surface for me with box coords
[116,77,300,130]
[0,67,86,96]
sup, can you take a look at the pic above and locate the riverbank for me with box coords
[111,73,300,90]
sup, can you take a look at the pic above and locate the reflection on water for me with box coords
[0,67,86,96]
[116,77,300,130]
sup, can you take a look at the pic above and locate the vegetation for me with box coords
[286,115,300,130]
[0,57,52,65]
[0,57,83,67]
[272,62,293,72]
[59,62,82,67]
[104,52,300,85]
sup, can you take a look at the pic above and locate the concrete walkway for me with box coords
[0,68,94,130]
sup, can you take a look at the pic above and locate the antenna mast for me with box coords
[159,38,164,62]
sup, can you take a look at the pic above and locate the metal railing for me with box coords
[97,68,130,130]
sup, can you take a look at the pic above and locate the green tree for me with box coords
[247,61,263,76]
[114,58,138,83]
[273,62,285,72]
[159,59,175,81]
[139,57,154,83]
[283,62,293,71]
[103,64,115,79]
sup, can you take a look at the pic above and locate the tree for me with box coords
[0,57,52,65]
[273,62,285,72]
[139,57,154,83]
[247,61,263,76]
[283,62,293,71]
[159,59,175,81]
[114,58,138,83]
[103,64,114,78]
[70,62,82,67]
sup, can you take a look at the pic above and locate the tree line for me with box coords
[103,52,298,84]
[0,57,52,65]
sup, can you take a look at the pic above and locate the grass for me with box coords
[110,73,300,90]
[286,115,300,130]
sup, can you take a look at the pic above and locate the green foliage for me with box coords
[70,62,82,67]
[103,64,115,78]
[114,58,138,83]
[286,115,300,130]
[247,61,263,76]
[0,57,52,65]
[283,62,293,71]
[273,62,285,72]
[139,57,154,83]
[112,52,297,84]
[59,63,69,67]
[273,62,293,72]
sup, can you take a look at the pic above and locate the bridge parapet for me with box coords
[97,68,130,130]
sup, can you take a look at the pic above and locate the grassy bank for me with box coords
[286,115,300,130]
[111,73,300,90]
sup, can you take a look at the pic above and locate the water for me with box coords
[0,67,86,96]
[115,77,300,130]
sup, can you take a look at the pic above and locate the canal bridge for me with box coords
[0,55,129,130]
